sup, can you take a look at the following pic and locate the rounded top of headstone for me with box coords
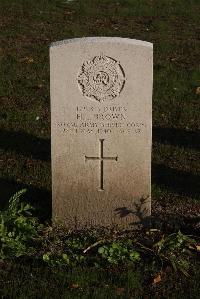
[50,37,153,49]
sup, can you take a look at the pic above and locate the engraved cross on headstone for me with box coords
[85,139,118,191]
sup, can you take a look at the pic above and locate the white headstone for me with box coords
[50,37,153,229]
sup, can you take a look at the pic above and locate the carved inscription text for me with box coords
[57,105,146,135]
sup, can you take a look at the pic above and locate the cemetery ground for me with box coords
[0,0,200,298]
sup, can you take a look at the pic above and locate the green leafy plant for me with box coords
[153,231,196,276]
[42,250,86,267]
[41,230,197,273]
[43,238,141,267]
[0,189,41,259]
[42,236,88,267]
[98,240,140,265]
[42,252,71,266]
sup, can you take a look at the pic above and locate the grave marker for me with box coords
[50,37,153,229]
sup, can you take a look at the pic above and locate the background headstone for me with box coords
[50,37,153,229]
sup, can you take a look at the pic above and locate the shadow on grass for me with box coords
[153,127,200,150]
[115,197,200,235]
[0,130,50,161]
[1,128,199,225]
[152,163,200,199]
[1,127,199,158]
[115,157,200,232]
[0,177,51,222]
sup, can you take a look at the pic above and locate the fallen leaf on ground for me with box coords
[196,87,200,95]
[70,283,79,289]
[115,287,125,295]
[64,10,74,15]
[153,273,162,284]
[196,244,200,251]
[20,57,34,63]
[33,84,43,89]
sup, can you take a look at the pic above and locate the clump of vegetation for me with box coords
[42,236,88,267]
[98,240,141,265]
[153,231,196,276]
[0,190,199,279]
[0,189,41,259]
[42,237,141,267]
[0,190,200,298]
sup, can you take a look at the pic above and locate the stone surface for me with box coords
[50,37,153,229]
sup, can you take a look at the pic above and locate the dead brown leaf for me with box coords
[70,283,79,289]
[115,287,125,295]
[64,9,75,16]
[196,244,200,251]
[33,84,44,89]
[195,87,200,95]
[153,273,162,284]
[20,57,34,64]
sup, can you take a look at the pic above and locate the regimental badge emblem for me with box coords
[77,54,125,102]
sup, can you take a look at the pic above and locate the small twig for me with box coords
[135,241,155,254]
[83,239,107,254]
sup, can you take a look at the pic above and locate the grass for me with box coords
[1,263,200,299]
[1,262,200,299]
[0,0,200,297]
